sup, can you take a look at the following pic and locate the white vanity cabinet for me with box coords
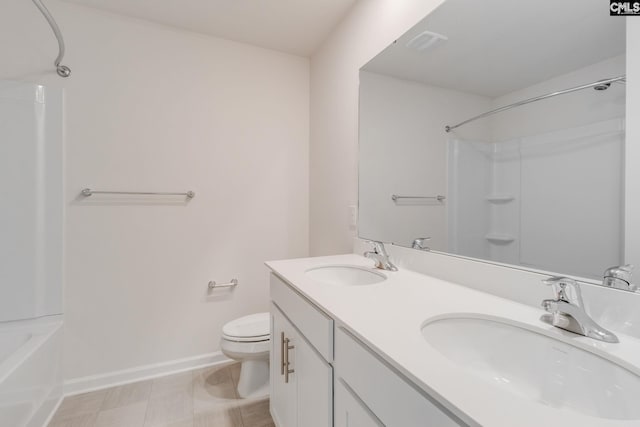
[270,274,333,427]
[269,272,464,427]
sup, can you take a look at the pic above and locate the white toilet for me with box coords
[220,312,271,398]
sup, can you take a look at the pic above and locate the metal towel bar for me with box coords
[392,194,446,202]
[81,188,195,198]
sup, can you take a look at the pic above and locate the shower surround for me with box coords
[0,81,64,426]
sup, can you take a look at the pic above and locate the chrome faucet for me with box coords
[602,264,635,292]
[412,237,431,251]
[541,276,618,343]
[364,241,398,271]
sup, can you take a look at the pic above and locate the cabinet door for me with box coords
[295,330,333,427]
[270,305,297,427]
[335,379,383,427]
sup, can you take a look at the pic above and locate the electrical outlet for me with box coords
[348,205,357,230]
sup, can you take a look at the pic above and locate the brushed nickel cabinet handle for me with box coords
[280,332,285,376]
[284,337,295,384]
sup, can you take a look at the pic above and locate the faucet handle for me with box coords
[365,240,386,255]
[603,264,635,291]
[542,276,582,304]
[363,240,398,271]
[604,264,633,281]
[412,237,431,250]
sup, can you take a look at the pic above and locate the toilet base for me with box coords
[237,359,270,399]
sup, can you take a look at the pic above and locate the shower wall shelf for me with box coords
[485,194,515,203]
[485,233,516,244]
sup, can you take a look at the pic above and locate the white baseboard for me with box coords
[63,351,230,396]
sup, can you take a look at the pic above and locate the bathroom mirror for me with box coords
[358,0,628,284]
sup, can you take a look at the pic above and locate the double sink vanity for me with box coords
[266,244,640,426]
[266,0,639,425]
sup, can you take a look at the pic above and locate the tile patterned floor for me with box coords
[48,362,275,427]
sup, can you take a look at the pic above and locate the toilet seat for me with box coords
[222,333,270,343]
[222,312,270,343]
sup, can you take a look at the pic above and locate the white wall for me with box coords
[358,71,491,249]
[1,0,309,382]
[309,0,446,256]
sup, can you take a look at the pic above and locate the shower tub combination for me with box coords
[0,317,63,427]
[0,80,65,426]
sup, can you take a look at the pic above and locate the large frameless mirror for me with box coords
[358,0,630,286]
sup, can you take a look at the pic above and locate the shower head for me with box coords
[593,81,611,91]
[594,77,626,91]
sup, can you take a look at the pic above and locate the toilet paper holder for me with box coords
[208,278,239,290]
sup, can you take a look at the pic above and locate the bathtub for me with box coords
[0,317,63,427]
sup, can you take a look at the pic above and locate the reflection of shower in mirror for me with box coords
[358,0,629,284]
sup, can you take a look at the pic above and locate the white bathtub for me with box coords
[0,317,63,427]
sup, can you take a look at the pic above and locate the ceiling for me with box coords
[60,0,358,56]
[363,0,626,97]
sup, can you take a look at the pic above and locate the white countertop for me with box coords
[266,254,640,427]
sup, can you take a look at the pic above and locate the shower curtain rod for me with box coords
[31,0,71,77]
[444,75,626,133]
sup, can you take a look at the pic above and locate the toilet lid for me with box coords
[223,312,270,340]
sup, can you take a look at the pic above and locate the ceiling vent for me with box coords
[406,31,448,52]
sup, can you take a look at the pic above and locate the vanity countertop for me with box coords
[266,254,640,427]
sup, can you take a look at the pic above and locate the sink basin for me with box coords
[304,265,386,287]
[421,315,640,420]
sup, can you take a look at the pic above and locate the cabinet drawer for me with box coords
[270,273,334,362]
[335,327,463,427]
